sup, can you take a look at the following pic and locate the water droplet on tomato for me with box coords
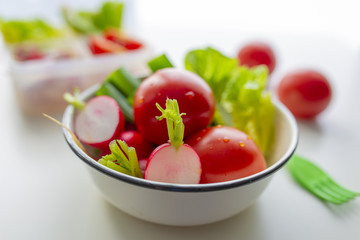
[217,138,221,142]
[139,97,144,103]
[185,91,195,99]
[239,142,245,147]
[223,137,230,143]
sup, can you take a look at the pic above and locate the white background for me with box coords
[1,0,360,239]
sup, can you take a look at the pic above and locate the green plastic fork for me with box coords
[287,155,360,205]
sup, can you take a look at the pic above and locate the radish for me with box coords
[144,99,202,184]
[119,130,155,160]
[65,90,125,149]
[99,140,143,178]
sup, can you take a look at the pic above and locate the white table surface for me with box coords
[1,1,360,239]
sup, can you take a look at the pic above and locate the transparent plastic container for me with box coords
[6,36,153,115]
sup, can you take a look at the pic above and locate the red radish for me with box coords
[104,28,143,50]
[144,99,202,184]
[73,95,125,149]
[138,159,148,175]
[277,69,332,119]
[186,126,267,184]
[119,130,155,160]
[134,68,215,145]
[88,35,126,55]
[237,41,276,74]
[13,45,45,61]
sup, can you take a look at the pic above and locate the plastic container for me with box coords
[6,36,154,115]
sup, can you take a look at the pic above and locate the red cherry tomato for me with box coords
[277,69,332,119]
[237,42,276,74]
[186,126,267,184]
[88,35,126,55]
[133,68,215,145]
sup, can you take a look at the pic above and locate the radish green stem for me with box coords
[148,54,174,72]
[156,98,186,150]
[106,67,141,104]
[42,113,87,153]
[99,140,143,178]
[64,88,85,110]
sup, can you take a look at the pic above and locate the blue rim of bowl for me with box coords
[62,85,298,192]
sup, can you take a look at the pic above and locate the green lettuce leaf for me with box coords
[93,1,123,30]
[184,47,275,157]
[0,19,61,44]
[62,1,124,34]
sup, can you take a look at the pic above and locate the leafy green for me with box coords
[62,8,99,34]
[0,19,62,44]
[185,47,275,157]
[185,48,238,101]
[93,1,123,30]
[148,54,174,72]
[99,140,143,178]
[105,67,141,105]
[62,1,124,34]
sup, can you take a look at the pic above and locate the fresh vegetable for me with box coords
[62,1,124,34]
[277,69,332,119]
[88,35,126,54]
[99,140,143,178]
[147,54,174,72]
[96,67,142,121]
[186,125,267,183]
[88,29,143,55]
[185,47,274,157]
[12,44,45,61]
[104,28,143,50]
[65,92,125,149]
[133,68,216,145]
[237,41,276,74]
[119,130,155,160]
[0,19,61,44]
[144,99,202,184]
[96,82,134,122]
[103,66,141,104]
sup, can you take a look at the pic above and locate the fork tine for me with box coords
[288,155,360,204]
[312,185,344,204]
[325,179,360,199]
[318,184,351,203]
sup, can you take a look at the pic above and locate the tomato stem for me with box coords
[156,98,186,150]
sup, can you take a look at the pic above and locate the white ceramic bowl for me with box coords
[62,85,298,226]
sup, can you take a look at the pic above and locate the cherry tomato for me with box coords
[88,35,126,55]
[119,130,155,160]
[186,126,267,184]
[237,42,276,74]
[104,28,143,50]
[277,69,332,119]
[133,68,215,145]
